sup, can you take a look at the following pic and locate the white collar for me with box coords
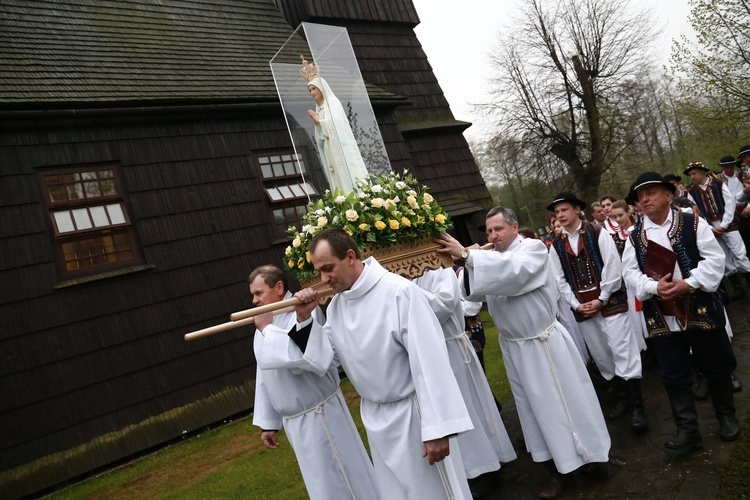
[562,221,583,237]
[643,208,674,231]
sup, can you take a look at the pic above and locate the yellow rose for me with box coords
[345,227,353,236]
[288,259,295,268]
[407,195,418,209]
[346,209,359,222]
[317,217,328,228]
[292,236,301,248]
[423,192,434,204]
[297,259,305,269]
[401,217,411,227]
[435,213,446,225]
[371,198,384,208]
[305,251,311,263]
[389,219,400,230]
[375,220,386,230]
[384,199,396,210]
[359,223,370,231]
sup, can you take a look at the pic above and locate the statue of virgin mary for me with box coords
[305,75,369,194]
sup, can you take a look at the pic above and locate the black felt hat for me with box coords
[630,172,677,197]
[720,155,737,167]
[663,173,682,183]
[739,145,750,157]
[683,161,710,176]
[546,192,586,212]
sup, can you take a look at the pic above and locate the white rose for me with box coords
[335,196,346,204]
[371,184,383,193]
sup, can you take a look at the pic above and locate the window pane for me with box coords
[290,184,304,197]
[261,164,273,178]
[281,154,291,162]
[63,173,80,183]
[81,171,97,180]
[298,159,306,174]
[113,233,132,249]
[278,186,293,199]
[45,174,62,184]
[84,181,101,198]
[90,206,110,227]
[99,169,114,179]
[48,185,67,202]
[267,188,282,201]
[71,208,93,230]
[283,161,296,176]
[302,183,317,195]
[284,207,296,220]
[67,183,84,200]
[53,211,75,233]
[259,156,270,164]
[270,156,280,163]
[273,209,285,224]
[296,205,307,218]
[106,204,126,224]
[100,179,116,196]
[272,163,284,177]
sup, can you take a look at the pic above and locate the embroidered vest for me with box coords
[552,221,628,322]
[629,207,725,337]
[688,178,737,230]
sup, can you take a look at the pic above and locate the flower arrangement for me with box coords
[284,170,453,280]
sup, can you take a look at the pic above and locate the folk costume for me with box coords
[253,294,379,500]
[613,224,649,349]
[414,268,517,479]
[461,236,611,475]
[291,257,474,500]
[622,179,740,447]
[685,165,750,279]
[548,192,645,429]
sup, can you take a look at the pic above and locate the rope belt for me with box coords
[411,393,455,500]
[283,387,356,499]
[446,333,497,436]
[501,321,591,461]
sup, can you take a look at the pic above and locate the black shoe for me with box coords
[631,407,648,432]
[718,414,741,441]
[665,430,703,450]
[608,399,633,420]
[694,376,710,401]
[732,373,743,393]
[468,474,491,498]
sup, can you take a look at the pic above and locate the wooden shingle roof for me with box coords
[0,0,396,108]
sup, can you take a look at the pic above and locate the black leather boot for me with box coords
[728,273,746,300]
[710,376,741,442]
[731,372,743,393]
[629,378,648,432]
[664,393,702,451]
[607,377,632,420]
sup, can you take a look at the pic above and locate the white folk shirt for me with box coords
[549,220,624,310]
[296,257,474,500]
[253,294,379,500]
[622,209,725,332]
[462,237,611,474]
[687,178,736,229]
[414,268,517,479]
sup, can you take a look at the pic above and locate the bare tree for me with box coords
[482,0,657,201]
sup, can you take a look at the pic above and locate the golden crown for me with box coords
[299,54,319,82]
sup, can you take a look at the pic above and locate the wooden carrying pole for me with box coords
[184,305,297,341]
[229,288,335,322]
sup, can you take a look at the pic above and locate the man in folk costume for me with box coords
[249,265,379,499]
[289,229,474,500]
[437,207,611,500]
[684,161,750,300]
[622,172,740,450]
[547,193,647,432]
[414,268,517,497]
[590,201,606,226]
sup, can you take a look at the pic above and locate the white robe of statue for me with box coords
[414,268,517,479]
[461,237,611,474]
[253,294,379,499]
[308,77,369,193]
[295,257,474,499]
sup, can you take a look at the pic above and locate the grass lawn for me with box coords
[48,320,511,499]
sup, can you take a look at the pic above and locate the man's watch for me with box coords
[460,248,469,260]
[687,285,698,294]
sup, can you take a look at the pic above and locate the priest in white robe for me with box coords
[249,265,379,500]
[414,268,517,495]
[290,229,474,500]
[436,207,611,500]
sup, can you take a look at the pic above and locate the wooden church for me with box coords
[0,0,493,496]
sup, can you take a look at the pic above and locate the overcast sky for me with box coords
[411,0,694,142]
